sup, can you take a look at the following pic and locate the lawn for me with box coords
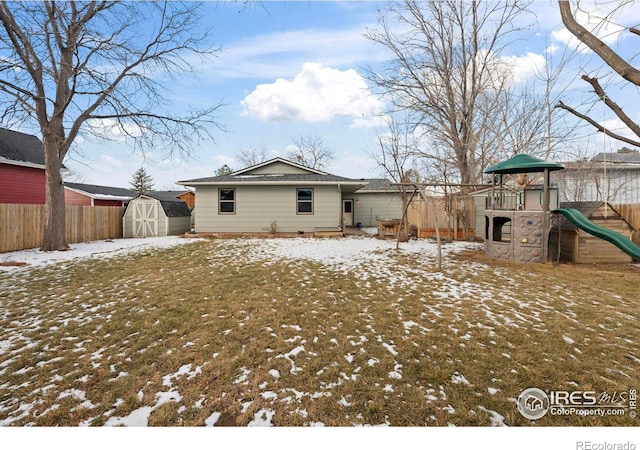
[0,236,638,427]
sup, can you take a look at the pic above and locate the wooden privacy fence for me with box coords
[0,204,125,253]
[407,195,476,240]
[612,203,640,243]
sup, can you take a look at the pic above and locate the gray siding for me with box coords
[166,216,191,235]
[347,193,402,227]
[158,210,168,237]
[123,204,134,238]
[195,185,341,233]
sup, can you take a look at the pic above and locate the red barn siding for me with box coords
[0,163,46,204]
[94,199,125,207]
[64,188,92,206]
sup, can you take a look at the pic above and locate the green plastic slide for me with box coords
[554,208,640,261]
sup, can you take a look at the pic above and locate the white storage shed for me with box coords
[123,194,191,238]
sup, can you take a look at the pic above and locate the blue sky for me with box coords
[63,1,640,189]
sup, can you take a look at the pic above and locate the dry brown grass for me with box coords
[0,238,638,426]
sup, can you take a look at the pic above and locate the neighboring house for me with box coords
[344,179,402,227]
[177,190,195,208]
[554,149,640,204]
[0,128,64,204]
[148,190,192,204]
[178,158,366,234]
[122,194,192,238]
[64,182,136,207]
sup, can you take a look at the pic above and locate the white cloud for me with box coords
[499,52,547,82]
[211,26,386,80]
[240,63,383,126]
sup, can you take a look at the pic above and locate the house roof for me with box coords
[181,173,364,184]
[484,154,564,174]
[233,157,328,176]
[354,179,399,193]
[0,128,48,169]
[178,157,366,191]
[64,182,136,201]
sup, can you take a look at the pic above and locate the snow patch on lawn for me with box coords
[0,236,201,271]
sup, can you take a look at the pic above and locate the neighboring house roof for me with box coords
[178,157,366,189]
[0,128,47,169]
[591,151,640,164]
[64,182,136,201]
[354,178,400,193]
[148,190,191,202]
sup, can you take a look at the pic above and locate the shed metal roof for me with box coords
[129,195,191,217]
[354,179,399,193]
[158,199,191,217]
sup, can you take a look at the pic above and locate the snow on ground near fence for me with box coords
[0,236,200,271]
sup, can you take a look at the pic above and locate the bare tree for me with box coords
[371,115,418,185]
[489,57,574,162]
[237,145,270,167]
[365,0,535,186]
[370,114,420,246]
[555,0,640,148]
[0,2,223,250]
[286,133,334,170]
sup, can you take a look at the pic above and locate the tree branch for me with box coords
[581,75,640,138]
[558,0,640,85]
[555,101,640,147]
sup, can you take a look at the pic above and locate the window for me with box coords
[297,188,313,214]
[219,188,235,214]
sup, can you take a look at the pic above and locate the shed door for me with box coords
[133,200,158,237]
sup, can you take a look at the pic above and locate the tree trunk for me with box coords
[41,136,68,251]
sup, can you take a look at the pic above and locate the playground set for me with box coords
[482,154,640,264]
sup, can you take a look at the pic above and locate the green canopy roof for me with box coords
[484,154,564,174]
